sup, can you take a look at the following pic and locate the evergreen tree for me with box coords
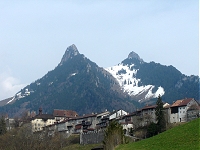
[155,95,166,133]
[103,120,125,150]
[0,116,7,135]
[146,122,157,138]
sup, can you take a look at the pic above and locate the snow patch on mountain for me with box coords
[105,63,165,101]
[6,88,34,104]
[7,96,15,104]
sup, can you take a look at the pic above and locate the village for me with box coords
[5,97,200,144]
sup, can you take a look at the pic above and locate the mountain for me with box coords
[0,45,136,117]
[0,45,199,117]
[106,51,199,104]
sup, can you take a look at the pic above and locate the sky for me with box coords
[0,0,199,100]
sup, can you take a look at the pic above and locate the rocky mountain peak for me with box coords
[128,51,143,62]
[59,44,80,66]
[128,51,143,61]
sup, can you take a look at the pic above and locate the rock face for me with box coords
[59,44,80,66]
[106,51,165,102]
[128,51,144,62]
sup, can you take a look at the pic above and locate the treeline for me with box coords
[0,124,78,150]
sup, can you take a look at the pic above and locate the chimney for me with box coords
[39,107,42,115]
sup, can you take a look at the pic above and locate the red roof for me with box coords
[32,114,55,120]
[75,124,82,130]
[53,109,78,118]
[70,113,97,120]
[141,105,157,110]
[171,98,194,107]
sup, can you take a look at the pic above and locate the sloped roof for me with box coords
[109,109,127,116]
[122,112,136,118]
[188,105,200,110]
[163,103,171,108]
[32,114,54,120]
[141,105,157,110]
[75,113,97,120]
[53,109,78,117]
[171,98,194,107]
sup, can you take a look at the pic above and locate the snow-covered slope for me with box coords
[105,53,165,102]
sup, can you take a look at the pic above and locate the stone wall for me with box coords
[80,130,105,144]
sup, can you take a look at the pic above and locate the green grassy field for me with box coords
[61,134,102,150]
[116,118,200,150]
[62,143,102,150]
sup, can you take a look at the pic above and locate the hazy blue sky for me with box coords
[0,0,199,100]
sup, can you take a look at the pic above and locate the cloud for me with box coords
[0,71,26,100]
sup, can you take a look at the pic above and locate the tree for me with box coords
[155,95,166,133]
[0,116,6,135]
[146,122,157,138]
[103,120,125,150]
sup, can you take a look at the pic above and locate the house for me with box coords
[187,105,200,122]
[31,108,55,132]
[95,110,110,129]
[163,103,171,124]
[118,112,136,135]
[53,109,78,122]
[96,115,109,129]
[96,110,110,124]
[139,105,157,126]
[75,113,98,132]
[55,113,99,134]
[43,119,75,137]
[170,98,199,123]
[75,123,83,133]
[43,122,58,136]
[109,109,128,120]
[56,119,74,137]
[5,118,15,131]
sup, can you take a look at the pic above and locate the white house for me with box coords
[109,110,128,120]
[170,98,199,123]
[118,112,136,135]
[31,108,55,132]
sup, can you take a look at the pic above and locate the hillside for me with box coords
[0,44,199,117]
[106,52,199,104]
[0,45,137,117]
[116,118,200,150]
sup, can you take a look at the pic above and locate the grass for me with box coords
[62,143,102,150]
[116,118,200,150]
[61,134,102,150]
